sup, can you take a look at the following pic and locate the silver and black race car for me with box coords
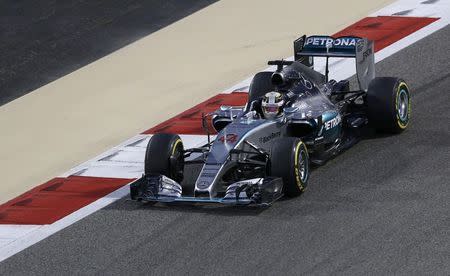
[130,35,411,206]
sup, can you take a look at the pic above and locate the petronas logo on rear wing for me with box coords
[293,35,375,91]
[296,35,362,57]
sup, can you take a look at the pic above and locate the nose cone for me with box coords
[206,119,266,164]
[207,132,240,164]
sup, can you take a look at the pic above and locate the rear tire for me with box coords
[366,77,411,133]
[270,138,309,197]
[144,133,184,182]
[248,72,274,103]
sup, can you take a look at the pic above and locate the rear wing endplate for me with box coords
[294,35,375,91]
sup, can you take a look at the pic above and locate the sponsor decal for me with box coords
[324,115,342,130]
[362,47,372,62]
[197,181,210,189]
[305,36,360,48]
[300,75,313,89]
[356,39,364,52]
[286,91,295,98]
[219,133,238,143]
[259,131,281,143]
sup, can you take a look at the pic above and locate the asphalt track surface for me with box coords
[0,0,217,106]
[1,26,449,276]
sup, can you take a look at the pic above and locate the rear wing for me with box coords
[294,35,375,91]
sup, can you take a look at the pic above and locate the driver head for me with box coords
[262,92,284,119]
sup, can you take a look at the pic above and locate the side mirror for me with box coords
[220,105,232,111]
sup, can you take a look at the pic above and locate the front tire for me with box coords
[270,138,310,197]
[366,77,411,133]
[144,133,184,183]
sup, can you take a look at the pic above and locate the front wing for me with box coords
[130,175,284,207]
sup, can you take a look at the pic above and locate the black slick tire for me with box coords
[270,137,310,197]
[366,77,411,133]
[144,133,184,182]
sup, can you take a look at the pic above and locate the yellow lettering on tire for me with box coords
[396,82,410,129]
[172,139,182,156]
[294,141,305,191]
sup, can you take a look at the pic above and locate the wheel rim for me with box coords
[297,148,308,182]
[171,143,184,181]
[397,88,409,122]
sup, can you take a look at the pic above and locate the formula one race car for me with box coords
[130,35,411,206]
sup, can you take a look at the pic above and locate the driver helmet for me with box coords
[261,91,284,119]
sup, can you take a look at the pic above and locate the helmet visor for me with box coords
[264,105,279,113]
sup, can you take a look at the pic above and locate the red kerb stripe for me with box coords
[333,16,438,51]
[143,92,248,135]
[0,176,132,225]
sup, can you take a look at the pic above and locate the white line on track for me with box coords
[0,185,130,262]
